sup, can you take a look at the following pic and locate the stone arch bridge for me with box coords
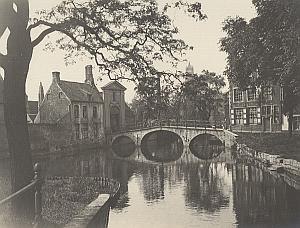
[110,122,237,148]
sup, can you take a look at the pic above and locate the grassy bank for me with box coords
[0,177,113,228]
[237,132,300,161]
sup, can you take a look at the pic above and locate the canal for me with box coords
[1,133,300,228]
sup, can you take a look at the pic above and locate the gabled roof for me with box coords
[101,81,126,91]
[59,80,103,103]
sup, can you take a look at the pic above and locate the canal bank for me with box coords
[235,132,300,177]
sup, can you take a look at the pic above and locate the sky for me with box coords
[0,0,256,102]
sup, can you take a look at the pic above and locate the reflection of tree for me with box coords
[141,131,183,162]
[232,164,300,227]
[185,162,230,213]
[141,165,165,202]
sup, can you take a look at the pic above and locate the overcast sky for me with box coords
[1,0,256,102]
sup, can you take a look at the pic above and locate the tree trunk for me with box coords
[288,109,293,138]
[3,0,35,221]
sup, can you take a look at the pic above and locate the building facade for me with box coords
[101,81,127,133]
[35,65,104,141]
[228,84,295,132]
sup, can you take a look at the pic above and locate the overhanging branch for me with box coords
[31,27,56,47]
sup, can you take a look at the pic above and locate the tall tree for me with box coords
[0,0,205,220]
[220,0,300,136]
[181,70,225,121]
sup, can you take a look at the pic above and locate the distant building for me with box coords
[35,65,104,141]
[229,83,300,132]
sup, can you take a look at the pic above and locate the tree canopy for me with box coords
[0,0,206,221]
[181,70,225,121]
[220,0,300,134]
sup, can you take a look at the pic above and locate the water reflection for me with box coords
[189,134,224,160]
[1,148,300,228]
[184,162,230,213]
[141,130,183,162]
[232,163,300,227]
[112,136,135,157]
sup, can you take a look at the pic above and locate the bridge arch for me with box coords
[140,130,184,162]
[111,135,135,158]
[189,133,224,160]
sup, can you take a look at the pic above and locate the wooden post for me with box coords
[33,163,42,228]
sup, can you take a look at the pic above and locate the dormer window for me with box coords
[59,92,63,99]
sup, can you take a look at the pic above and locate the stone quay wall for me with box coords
[237,143,300,177]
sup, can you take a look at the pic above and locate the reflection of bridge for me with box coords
[111,120,237,148]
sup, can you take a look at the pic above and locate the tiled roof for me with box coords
[101,81,126,91]
[59,80,103,103]
[27,101,38,114]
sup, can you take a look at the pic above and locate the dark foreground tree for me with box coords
[220,0,300,136]
[0,0,205,220]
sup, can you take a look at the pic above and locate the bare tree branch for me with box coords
[31,27,56,47]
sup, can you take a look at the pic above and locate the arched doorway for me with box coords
[110,105,120,132]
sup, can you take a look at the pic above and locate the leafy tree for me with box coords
[0,0,205,220]
[181,70,225,121]
[220,0,300,136]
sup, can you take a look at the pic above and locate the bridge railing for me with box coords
[113,119,225,134]
[0,163,43,228]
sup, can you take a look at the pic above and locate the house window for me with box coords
[234,108,243,125]
[75,124,80,139]
[59,92,63,99]
[113,91,116,101]
[248,107,258,124]
[233,89,243,102]
[74,105,79,118]
[247,88,257,101]
[93,106,97,118]
[273,106,280,123]
[81,123,88,139]
[93,123,99,138]
[293,116,300,130]
[262,105,272,116]
[82,106,87,119]
[263,86,272,100]
[46,94,50,100]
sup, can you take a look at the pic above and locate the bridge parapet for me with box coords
[110,123,237,149]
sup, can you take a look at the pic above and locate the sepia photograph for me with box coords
[0,0,300,227]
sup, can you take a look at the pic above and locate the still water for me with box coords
[1,141,300,227]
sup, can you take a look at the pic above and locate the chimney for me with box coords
[52,72,60,84]
[38,82,44,108]
[85,65,95,86]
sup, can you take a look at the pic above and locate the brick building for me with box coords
[229,83,300,132]
[35,65,104,141]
